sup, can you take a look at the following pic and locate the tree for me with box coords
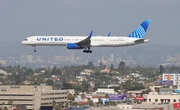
[110,64,114,71]
[68,93,74,101]
[51,66,57,75]
[74,102,78,107]
[81,94,85,100]
[87,61,94,69]
[65,102,68,108]
[159,65,164,74]
[46,80,53,85]
[89,100,94,106]
[4,107,8,110]
[55,104,60,110]
[69,101,73,107]
[99,61,106,69]
[88,98,91,103]
[118,61,127,75]
[118,61,125,68]
[52,100,56,110]
[2,102,5,107]
[105,94,109,99]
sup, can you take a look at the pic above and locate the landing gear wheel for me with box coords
[33,46,37,52]
[83,50,92,53]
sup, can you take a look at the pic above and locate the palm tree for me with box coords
[52,100,56,110]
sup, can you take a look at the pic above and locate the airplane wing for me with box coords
[107,32,111,37]
[76,31,93,47]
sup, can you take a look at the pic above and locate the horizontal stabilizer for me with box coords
[134,39,145,43]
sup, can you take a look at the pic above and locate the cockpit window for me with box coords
[24,39,28,41]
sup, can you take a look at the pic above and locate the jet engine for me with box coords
[67,43,83,49]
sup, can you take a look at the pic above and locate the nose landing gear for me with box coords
[33,46,37,52]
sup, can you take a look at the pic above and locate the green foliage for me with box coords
[1,63,180,94]
[159,65,164,74]
[110,64,114,71]
[89,100,94,106]
[141,89,151,94]
[46,80,53,85]
[87,61,94,69]
[68,93,74,101]
[105,94,109,99]
[52,100,56,110]
[99,61,106,69]
[122,81,145,90]
[8,99,13,105]
[154,87,159,92]
[51,66,62,75]
[118,61,127,75]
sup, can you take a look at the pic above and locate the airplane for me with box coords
[22,20,151,53]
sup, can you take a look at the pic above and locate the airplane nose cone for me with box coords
[21,41,25,45]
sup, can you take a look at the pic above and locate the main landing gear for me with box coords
[33,46,37,52]
[83,47,92,53]
[83,50,92,53]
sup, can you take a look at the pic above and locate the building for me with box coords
[100,68,110,73]
[162,72,180,86]
[146,92,180,104]
[117,104,132,110]
[0,85,67,110]
[95,88,115,94]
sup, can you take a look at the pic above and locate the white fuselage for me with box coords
[22,36,149,47]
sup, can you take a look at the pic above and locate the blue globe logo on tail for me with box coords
[128,20,150,38]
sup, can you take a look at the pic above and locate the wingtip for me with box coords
[88,31,93,38]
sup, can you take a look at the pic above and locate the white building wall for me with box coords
[163,73,180,85]
[146,92,180,104]
[96,88,115,94]
[117,104,132,110]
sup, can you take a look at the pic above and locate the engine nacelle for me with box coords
[67,43,83,49]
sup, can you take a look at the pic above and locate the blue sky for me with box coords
[0,0,180,45]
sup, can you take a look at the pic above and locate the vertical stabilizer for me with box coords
[128,20,150,38]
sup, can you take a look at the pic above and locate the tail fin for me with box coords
[128,20,150,38]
